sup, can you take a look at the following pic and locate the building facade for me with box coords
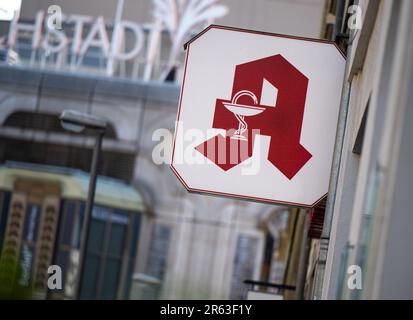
[0,0,329,300]
[307,0,413,299]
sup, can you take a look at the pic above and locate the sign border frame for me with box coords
[170,24,346,208]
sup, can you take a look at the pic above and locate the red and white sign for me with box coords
[171,25,346,207]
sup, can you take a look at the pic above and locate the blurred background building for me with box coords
[0,0,326,300]
[3,0,411,302]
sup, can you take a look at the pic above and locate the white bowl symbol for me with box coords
[223,90,265,141]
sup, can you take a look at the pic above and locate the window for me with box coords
[353,100,369,155]
[146,223,172,281]
[0,191,11,248]
[137,223,172,299]
[80,206,131,299]
[1,112,137,182]
[80,254,100,299]
[230,235,260,300]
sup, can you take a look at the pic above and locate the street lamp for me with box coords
[59,110,107,299]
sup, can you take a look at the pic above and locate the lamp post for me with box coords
[59,110,107,299]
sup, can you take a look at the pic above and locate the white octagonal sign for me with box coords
[171,25,346,207]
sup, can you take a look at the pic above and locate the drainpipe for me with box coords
[312,0,353,300]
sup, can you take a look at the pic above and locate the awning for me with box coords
[0,162,145,212]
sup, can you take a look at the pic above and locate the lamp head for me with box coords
[59,110,107,133]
